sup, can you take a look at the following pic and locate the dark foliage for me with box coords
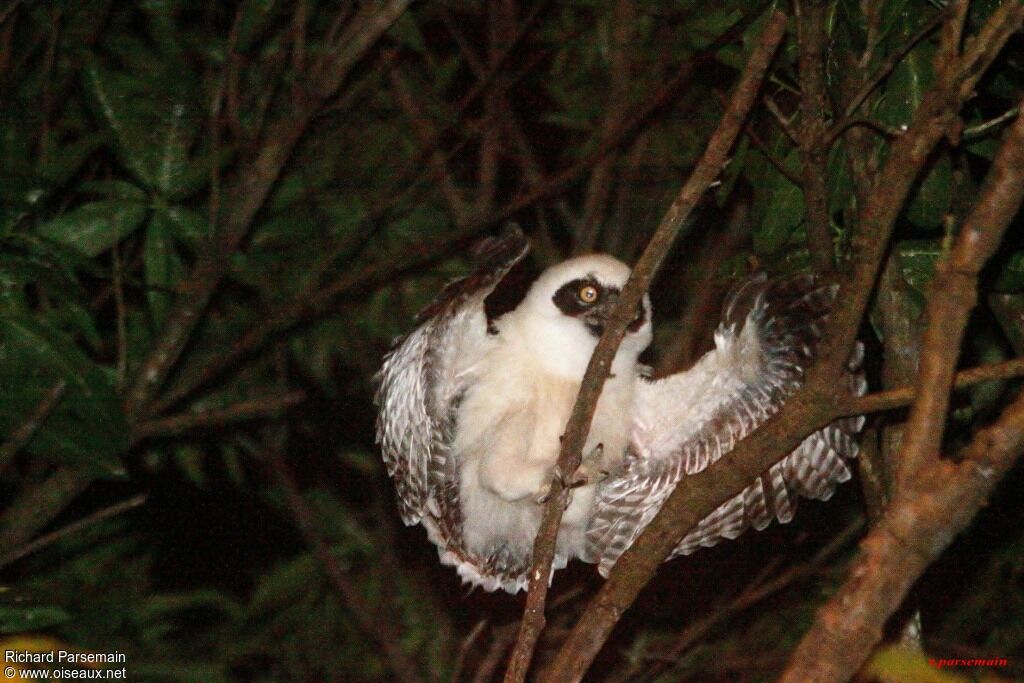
[1,1,1023,681]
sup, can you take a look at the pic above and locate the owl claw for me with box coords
[533,444,607,506]
[573,443,607,486]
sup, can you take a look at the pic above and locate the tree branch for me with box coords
[542,6,1024,681]
[122,0,413,424]
[130,391,306,442]
[779,91,1024,683]
[0,466,96,552]
[847,356,1024,417]
[0,379,66,477]
[778,394,1024,682]
[0,493,146,570]
[895,97,1024,484]
[796,0,834,273]
[264,446,424,683]
[503,12,790,682]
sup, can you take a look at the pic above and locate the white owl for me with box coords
[376,227,864,592]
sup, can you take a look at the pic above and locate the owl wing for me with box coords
[586,274,865,576]
[375,226,529,531]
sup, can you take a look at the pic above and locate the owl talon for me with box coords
[571,443,606,487]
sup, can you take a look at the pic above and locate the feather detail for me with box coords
[374,226,530,581]
[587,274,865,576]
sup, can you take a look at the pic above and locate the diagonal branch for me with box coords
[0,379,66,477]
[542,5,1024,681]
[779,93,1024,683]
[846,356,1024,416]
[894,98,1024,484]
[796,0,835,273]
[0,493,146,570]
[264,445,424,683]
[131,391,306,442]
[503,11,790,682]
[778,392,1024,682]
[122,0,413,424]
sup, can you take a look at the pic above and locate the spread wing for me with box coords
[586,274,865,576]
[375,226,529,531]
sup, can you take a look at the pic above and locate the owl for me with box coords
[376,227,864,592]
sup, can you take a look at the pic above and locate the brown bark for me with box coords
[779,93,1024,683]
[504,11,791,681]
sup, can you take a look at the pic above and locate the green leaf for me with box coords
[754,174,804,255]
[81,59,157,187]
[144,211,186,329]
[0,316,128,475]
[37,200,148,257]
[36,133,109,187]
[905,153,952,228]
[0,605,73,633]
[875,19,935,128]
[81,56,199,194]
[993,251,1024,292]
[897,239,943,295]
[155,102,192,195]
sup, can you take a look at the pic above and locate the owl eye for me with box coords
[578,284,600,304]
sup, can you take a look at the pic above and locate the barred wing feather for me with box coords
[586,275,865,576]
[375,227,529,531]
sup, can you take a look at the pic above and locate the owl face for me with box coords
[505,254,653,378]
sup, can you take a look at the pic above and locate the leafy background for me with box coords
[0,1,1023,681]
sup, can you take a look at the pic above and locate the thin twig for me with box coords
[843,11,945,118]
[845,357,1024,417]
[742,120,802,185]
[543,6,1024,681]
[826,115,906,145]
[0,494,147,570]
[963,105,1021,139]
[505,12,790,682]
[796,0,835,273]
[780,90,1024,683]
[0,380,67,477]
[131,391,306,442]
[452,619,489,683]
[265,447,424,683]
[0,467,97,552]
[764,93,799,143]
[637,517,864,683]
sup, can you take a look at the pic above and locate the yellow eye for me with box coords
[578,285,599,304]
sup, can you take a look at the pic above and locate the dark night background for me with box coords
[1,1,1023,681]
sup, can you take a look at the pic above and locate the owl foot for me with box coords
[533,444,608,506]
